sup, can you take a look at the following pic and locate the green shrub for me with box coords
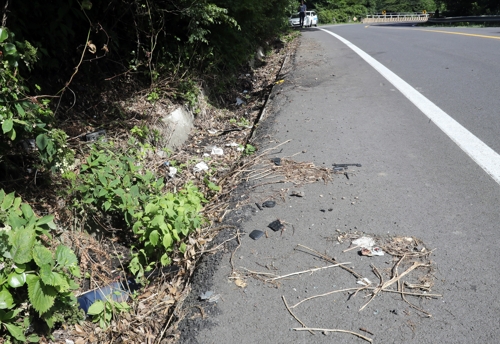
[0,190,82,343]
[0,27,74,174]
[69,139,206,279]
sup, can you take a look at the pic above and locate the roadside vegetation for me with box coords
[305,0,499,24]
[0,0,297,342]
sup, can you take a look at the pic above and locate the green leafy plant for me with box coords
[87,299,130,329]
[243,144,256,156]
[69,139,206,278]
[146,91,160,102]
[0,27,74,173]
[129,182,205,277]
[0,190,83,342]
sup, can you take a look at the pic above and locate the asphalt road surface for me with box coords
[180,24,500,344]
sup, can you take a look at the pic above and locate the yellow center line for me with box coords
[415,28,500,40]
[367,25,500,40]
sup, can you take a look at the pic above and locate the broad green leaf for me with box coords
[69,265,81,278]
[32,245,54,267]
[4,322,26,341]
[9,226,36,264]
[21,203,34,220]
[145,202,158,214]
[49,273,70,292]
[8,212,26,229]
[87,300,105,315]
[7,272,26,288]
[14,263,26,273]
[12,196,21,210]
[160,253,170,266]
[27,334,40,342]
[0,308,20,321]
[0,27,8,42]
[179,242,187,254]
[162,233,173,250]
[26,275,56,314]
[98,174,108,186]
[149,230,159,246]
[4,43,17,55]
[0,288,14,309]
[36,133,49,150]
[1,119,13,134]
[1,192,14,210]
[103,201,111,211]
[7,128,16,140]
[36,214,56,229]
[42,311,56,329]
[39,265,61,287]
[55,245,78,268]
[14,103,25,117]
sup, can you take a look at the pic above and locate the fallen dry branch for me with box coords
[291,286,441,309]
[291,287,362,309]
[296,244,364,279]
[266,263,349,282]
[398,281,433,317]
[292,328,373,343]
[360,257,429,311]
[282,296,314,335]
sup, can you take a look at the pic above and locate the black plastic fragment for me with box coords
[86,129,107,142]
[344,172,350,180]
[255,202,263,211]
[328,208,333,212]
[270,157,281,166]
[249,230,265,240]
[333,163,362,168]
[320,209,326,213]
[262,201,276,208]
[268,220,284,232]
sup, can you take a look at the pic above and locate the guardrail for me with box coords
[428,15,500,23]
[363,13,429,23]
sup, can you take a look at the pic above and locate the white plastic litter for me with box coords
[168,167,177,178]
[237,145,244,152]
[226,142,239,147]
[193,162,209,172]
[361,246,385,257]
[207,129,218,135]
[211,147,224,155]
[352,237,375,249]
[236,97,245,106]
[357,278,372,286]
[203,153,210,157]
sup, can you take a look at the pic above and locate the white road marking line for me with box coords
[320,28,500,185]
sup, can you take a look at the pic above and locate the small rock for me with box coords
[290,190,305,197]
[262,201,276,208]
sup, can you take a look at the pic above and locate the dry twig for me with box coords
[282,296,314,335]
[292,328,372,343]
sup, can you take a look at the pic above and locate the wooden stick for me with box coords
[282,296,314,335]
[291,287,361,308]
[360,260,428,311]
[292,286,441,309]
[292,328,372,343]
[266,263,349,282]
[399,281,433,317]
[296,244,364,279]
[342,245,360,253]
